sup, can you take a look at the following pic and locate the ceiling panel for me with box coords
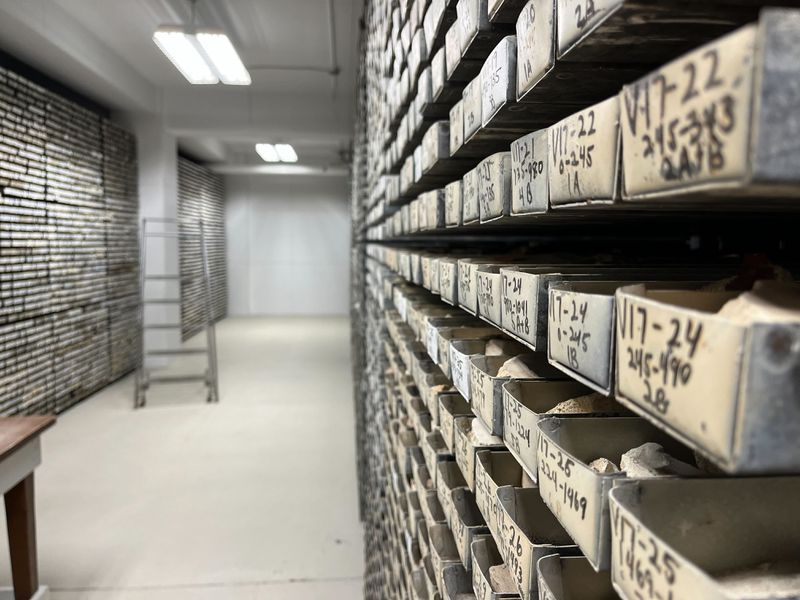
[50,0,360,95]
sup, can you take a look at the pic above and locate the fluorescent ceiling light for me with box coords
[255,143,280,162]
[196,29,251,85]
[275,144,298,163]
[256,143,299,163]
[153,26,218,84]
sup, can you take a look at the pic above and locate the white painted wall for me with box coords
[131,114,181,361]
[225,174,351,316]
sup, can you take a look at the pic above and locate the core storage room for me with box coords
[0,1,798,599]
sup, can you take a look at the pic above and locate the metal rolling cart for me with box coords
[134,217,219,408]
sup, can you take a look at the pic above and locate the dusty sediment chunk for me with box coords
[430,384,454,395]
[546,392,618,415]
[717,281,800,325]
[485,338,523,356]
[497,355,539,379]
[620,443,700,478]
[489,564,518,593]
[470,418,502,446]
[589,458,620,474]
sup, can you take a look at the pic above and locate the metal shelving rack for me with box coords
[177,157,227,340]
[350,1,800,599]
[0,65,139,415]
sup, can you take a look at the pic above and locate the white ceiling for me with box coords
[0,0,363,167]
[50,0,358,94]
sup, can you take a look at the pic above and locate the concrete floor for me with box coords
[0,317,364,599]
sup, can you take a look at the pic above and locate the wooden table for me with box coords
[0,417,55,600]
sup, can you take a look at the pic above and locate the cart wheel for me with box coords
[134,382,146,408]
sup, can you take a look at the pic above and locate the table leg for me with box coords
[5,473,38,600]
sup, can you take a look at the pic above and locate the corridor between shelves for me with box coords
[0,317,364,600]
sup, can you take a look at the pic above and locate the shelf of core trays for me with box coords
[384,0,516,163]
[375,244,800,472]
[364,247,800,600]
[385,0,780,182]
[358,3,800,600]
[366,8,800,241]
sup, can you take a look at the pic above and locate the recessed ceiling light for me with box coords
[153,26,218,84]
[275,144,298,163]
[255,143,280,162]
[195,29,251,85]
